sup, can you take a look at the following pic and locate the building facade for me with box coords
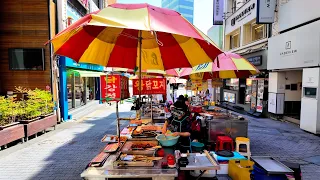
[222,0,269,116]
[268,0,320,134]
[162,0,194,23]
[0,0,56,95]
[57,0,106,121]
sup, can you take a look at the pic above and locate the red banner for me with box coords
[100,75,129,101]
[120,76,130,99]
[132,78,166,95]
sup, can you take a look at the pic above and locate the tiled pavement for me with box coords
[0,103,319,180]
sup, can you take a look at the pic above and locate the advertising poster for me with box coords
[256,79,265,112]
[224,92,236,103]
[250,80,257,110]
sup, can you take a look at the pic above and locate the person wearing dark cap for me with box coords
[162,95,192,153]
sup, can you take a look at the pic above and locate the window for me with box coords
[225,29,240,50]
[304,87,317,98]
[9,48,45,70]
[243,20,267,45]
[230,33,240,49]
[251,23,267,41]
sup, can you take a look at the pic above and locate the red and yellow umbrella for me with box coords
[50,3,222,71]
[179,52,260,80]
[111,68,179,77]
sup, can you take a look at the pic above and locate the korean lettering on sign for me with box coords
[120,76,130,99]
[100,75,121,101]
[247,56,262,66]
[132,78,166,95]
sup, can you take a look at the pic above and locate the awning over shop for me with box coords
[234,42,268,55]
[68,69,106,77]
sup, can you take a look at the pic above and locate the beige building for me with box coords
[106,0,117,6]
[222,0,273,116]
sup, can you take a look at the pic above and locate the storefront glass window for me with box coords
[75,76,85,108]
[87,77,95,101]
[67,73,73,110]
[245,79,252,104]
[225,78,239,91]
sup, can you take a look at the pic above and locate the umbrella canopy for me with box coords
[179,52,260,80]
[50,3,222,71]
[111,68,179,77]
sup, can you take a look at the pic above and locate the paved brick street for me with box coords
[0,104,319,180]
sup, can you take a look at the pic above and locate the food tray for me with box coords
[140,125,162,132]
[101,134,128,143]
[89,152,110,167]
[131,131,157,138]
[103,143,120,153]
[121,140,158,155]
[251,156,294,175]
[120,127,136,135]
[113,153,155,167]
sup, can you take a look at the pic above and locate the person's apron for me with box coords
[168,116,192,153]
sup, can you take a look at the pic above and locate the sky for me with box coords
[117,0,213,34]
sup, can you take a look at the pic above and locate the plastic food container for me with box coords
[156,134,180,147]
[191,142,205,152]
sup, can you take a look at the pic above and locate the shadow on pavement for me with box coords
[29,108,133,180]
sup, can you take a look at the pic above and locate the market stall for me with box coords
[201,106,248,143]
[82,119,221,180]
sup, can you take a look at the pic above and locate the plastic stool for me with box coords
[216,136,234,151]
[235,137,251,159]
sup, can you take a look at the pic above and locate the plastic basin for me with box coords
[191,142,205,152]
[156,134,180,147]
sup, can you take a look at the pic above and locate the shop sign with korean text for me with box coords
[213,0,224,25]
[191,80,202,91]
[100,75,129,101]
[257,0,276,24]
[132,78,166,95]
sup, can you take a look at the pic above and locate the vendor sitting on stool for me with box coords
[162,95,192,153]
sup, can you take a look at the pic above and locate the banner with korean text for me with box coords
[213,0,224,25]
[132,78,166,95]
[100,75,129,101]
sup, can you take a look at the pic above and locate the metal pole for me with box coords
[116,101,120,144]
[151,95,153,122]
[138,30,142,119]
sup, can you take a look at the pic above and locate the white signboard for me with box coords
[268,21,320,70]
[268,93,284,114]
[213,0,224,25]
[225,1,257,34]
[257,0,276,24]
[279,0,320,32]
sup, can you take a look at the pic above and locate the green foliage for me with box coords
[0,87,55,126]
[0,96,18,126]
[16,87,55,120]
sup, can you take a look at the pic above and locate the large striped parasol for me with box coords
[50,3,223,71]
[179,52,260,80]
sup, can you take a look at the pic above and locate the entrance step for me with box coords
[283,116,300,125]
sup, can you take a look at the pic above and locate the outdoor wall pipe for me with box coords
[48,0,61,122]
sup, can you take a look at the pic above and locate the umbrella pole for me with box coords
[116,101,120,144]
[151,95,153,122]
[138,30,142,119]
